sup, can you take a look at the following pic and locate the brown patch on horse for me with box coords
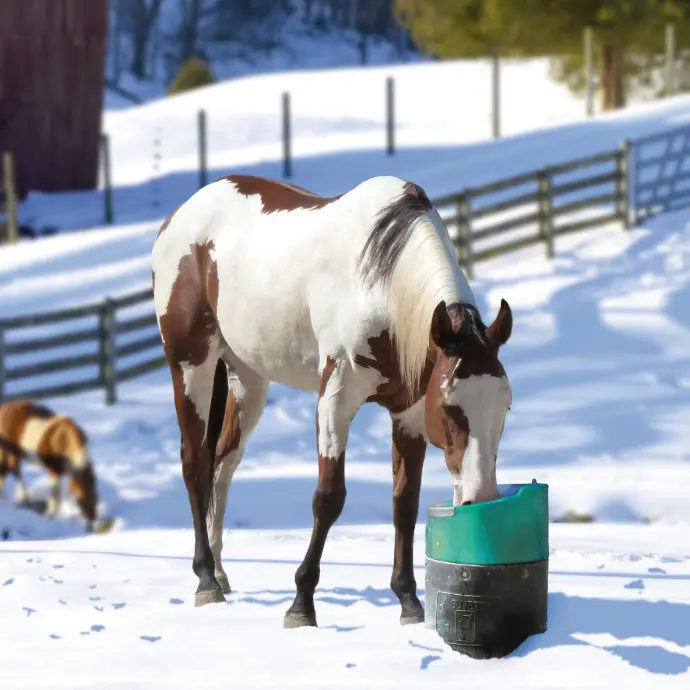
[216,387,241,458]
[159,241,219,368]
[355,330,434,414]
[226,174,341,215]
[156,205,180,240]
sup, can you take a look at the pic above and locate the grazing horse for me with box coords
[152,174,513,627]
[0,400,99,530]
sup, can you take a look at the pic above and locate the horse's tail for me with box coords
[207,358,228,467]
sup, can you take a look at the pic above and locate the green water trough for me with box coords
[424,480,549,659]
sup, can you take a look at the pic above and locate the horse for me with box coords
[151,173,513,627]
[0,400,99,530]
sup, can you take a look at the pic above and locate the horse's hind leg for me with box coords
[207,360,269,593]
[167,344,226,606]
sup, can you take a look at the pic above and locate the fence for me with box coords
[1,124,689,405]
[0,288,163,405]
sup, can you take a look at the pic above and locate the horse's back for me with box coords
[151,174,415,388]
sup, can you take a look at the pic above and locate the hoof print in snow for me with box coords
[94,606,104,612]
[169,598,184,605]
[88,585,97,590]
[80,632,90,636]
[624,578,645,590]
[52,565,65,570]
[345,663,356,669]
[49,634,61,640]
[89,596,103,601]
[90,625,105,633]
[112,602,126,610]
[2,578,14,586]
[52,579,64,585]
[58,600,67,605]
[420,655,441,670]
[648,566,666,574]
[140,635,161,643]
[22,607,36,617]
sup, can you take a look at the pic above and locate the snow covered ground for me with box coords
[2,60,690,687]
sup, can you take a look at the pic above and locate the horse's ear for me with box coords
[486,298,512,348]
[431,300,459,350]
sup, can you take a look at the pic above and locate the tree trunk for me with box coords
[598,41,625,111]
[129,0,163,80]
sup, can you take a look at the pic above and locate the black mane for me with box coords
[357,181,432,289]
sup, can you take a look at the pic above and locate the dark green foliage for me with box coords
[394,0,690,109]
[167,57,216,96]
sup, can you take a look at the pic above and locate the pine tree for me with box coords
[395,0,690,110]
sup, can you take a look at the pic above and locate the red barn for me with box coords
[0,0,109,200]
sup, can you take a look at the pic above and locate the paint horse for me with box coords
[0,400,99,530]
[152,174,513,627]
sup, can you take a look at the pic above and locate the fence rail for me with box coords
[1,125,688,405]
[0,288,161,405]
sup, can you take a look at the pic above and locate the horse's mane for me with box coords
[357,181,477,396]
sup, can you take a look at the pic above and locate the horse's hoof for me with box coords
[400,612,425,625]
[195,587,226,607]
[216,573,232,594]
[283,610,317,629]
[400,600,425,625]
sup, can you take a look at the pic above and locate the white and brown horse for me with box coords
[0,400,99,530]
[152,174,513,626]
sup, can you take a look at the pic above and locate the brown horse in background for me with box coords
[0,400,99,530]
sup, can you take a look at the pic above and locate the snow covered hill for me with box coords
[1,58,690,688]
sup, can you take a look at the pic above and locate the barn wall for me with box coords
[0,0,109,199]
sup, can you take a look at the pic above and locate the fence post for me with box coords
[2,152,19,244]
[666,23,676,98]
[282,92,292,178]
[616,139,631,229]
[491,47,500,139]
[100,134,113,225]
[538,169,554,259]
[98,298,117,405]
[0,327,5,404]
[198,109,207,189]
[386,76,395,156]
[457,193,474,279]
[584,27,594,116]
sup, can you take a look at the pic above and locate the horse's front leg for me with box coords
[284,357,364,629]
[390,409,427,625]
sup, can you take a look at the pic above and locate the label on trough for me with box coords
[435,591,494,645]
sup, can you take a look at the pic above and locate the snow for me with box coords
[2,59,690,687]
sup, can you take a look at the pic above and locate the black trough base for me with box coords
[425,558,548,659]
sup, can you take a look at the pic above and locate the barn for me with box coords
[0,0,109,201]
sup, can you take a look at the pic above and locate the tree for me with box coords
[128,0,164,79]
[395,0,690,110]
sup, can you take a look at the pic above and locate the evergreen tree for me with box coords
[395,0,690,110]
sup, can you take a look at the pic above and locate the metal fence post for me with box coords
[282,92,292,178]
[99,298,117,405]
[0,327,5,404]
[100,134,113,225]
[617,139,631,229]
[198,109,207,189]
[538,169,555,259]
[386,76,395,156]
[457,193,474,279]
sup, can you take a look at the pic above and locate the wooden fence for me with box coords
[2,125,689,405]
[0,288,163,405]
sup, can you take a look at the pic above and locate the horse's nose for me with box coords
[461,500,474,506]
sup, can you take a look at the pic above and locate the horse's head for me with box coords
[68,464,99,530]
[425,298,513,506]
